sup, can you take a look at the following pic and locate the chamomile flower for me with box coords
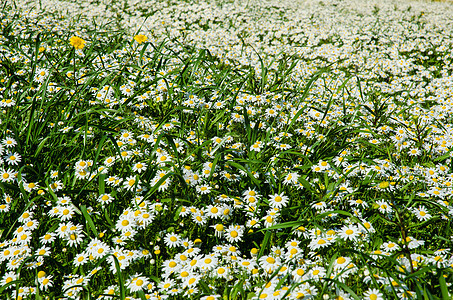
[74,253,89,267]
[259,255,281,273]
[40,233,56,245]
[211,224,225,238]
[2,137,17,148]
[199,255,218,271]
[123,176,139,191]
[268,193,289,209]
[0,168,15,183]
[164,233,182,248]
[192,212,207,225]
[196,184,212,195]
[381,241,400,252]
[38,274,53,291]
[363,288,384,300]
[411,205,432,221]
[132,162,147,173]
[376,200,392,214]
[308,236,332,251]
[127,275,149,292]
[98,193,114,206]
[1,271,18,286]
[116,215,134,233]
[338,225,360,241]
[159,278,176,291]
[4,152,21,165]
[224,225,244,243]
[205,205,222,219]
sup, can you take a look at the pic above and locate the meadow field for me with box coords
[1,0,453,299]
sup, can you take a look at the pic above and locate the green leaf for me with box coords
[144,171,175,200]
[81,204,98,236]
[112,255,126,300]
[439,272,450,300]
[228,161,261,186]
[259,220,304,232]
[34,135,50,158]
[98,173,106,195]
[322,278,360,300]
[0,279,22,294]
[258,231,271,259]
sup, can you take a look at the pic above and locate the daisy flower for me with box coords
[411,205,431,221]
[40,233,56,245]
[308,236,332,251]
[304,266,326,281]
[211,224,225,238]
[263,215,276,228]
[268,193,289,209]
[38,274,53,291]
[375,200,392,214]
[338,225,360,241]
[49,180,64,192]
[74,253,89,267]
[132,162,147,173]
[123,176,138,191]
[104,156,116,167]
[127,275,149,292]
[363,288,384,300]
[196,184,212,195]
[115,215,134,233]
[283,172,299,185]
[4,152,21,165]
[1,271,17,286]
[0,168,15,183]
[23,181,39,192]
[212,266,230,279]
[164,233,182,248]
[192,213,207,225]
[205,205,222,219]
[98,193,114,206]
[56,206,75,221]
[259,255,281,273]
[381,241,400,252]
[199,255,218,271]
[2,137,17,148]
[224,225,244,243]
[333,256,352,271]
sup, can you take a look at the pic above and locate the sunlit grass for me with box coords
[1,0,453,299]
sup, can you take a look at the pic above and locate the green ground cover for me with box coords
[1,0,453,299]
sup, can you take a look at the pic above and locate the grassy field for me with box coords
[1,0,453,299]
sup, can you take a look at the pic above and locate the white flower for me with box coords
[268,193,289,209]
[98,194,114,206]
[283,172,299,185]
[258,255,281,273]
[127,275,149,292]
[2,137,17,148]
[381,241,400,252]
[196,184,212,195]
[308,236,332,251]
[0,168,15,183]
[115,215,135,233]
[363,288,384,300]
[411,205,431,221]
[375,200,392,214]
[132,162,147,173]
[338,225,360,241]
[164,233,182,248]
[4,152,21,166]
[224,225,244,243]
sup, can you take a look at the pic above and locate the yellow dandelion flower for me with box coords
[134,34,148,44]
[69,36,86,50]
